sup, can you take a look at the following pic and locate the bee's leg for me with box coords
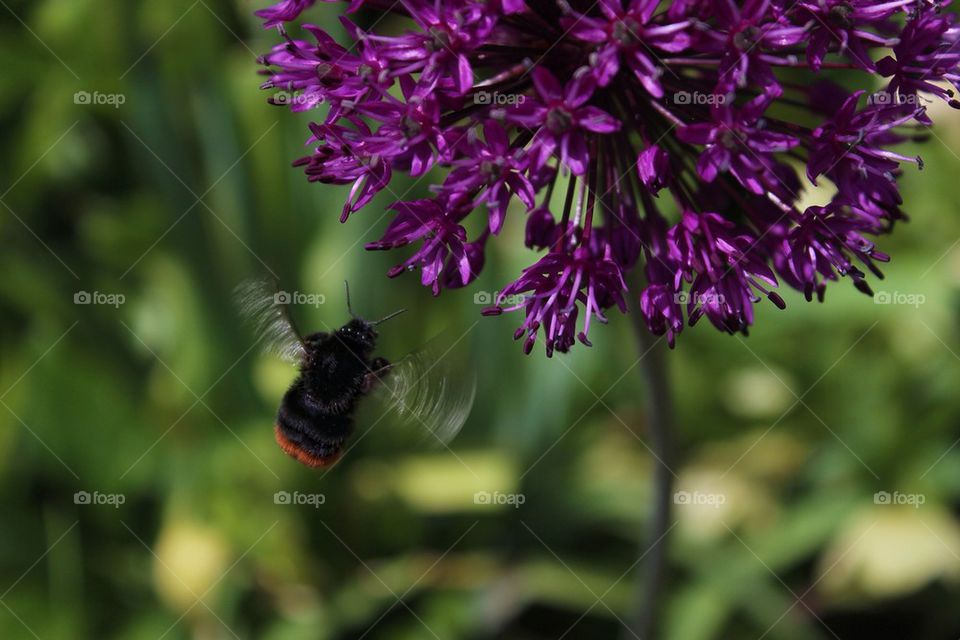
[361,358,391,393]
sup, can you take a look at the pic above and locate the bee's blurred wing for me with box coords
[234,279,307,365]
[377,338,476,447]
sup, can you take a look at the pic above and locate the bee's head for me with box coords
[336,318,378,353]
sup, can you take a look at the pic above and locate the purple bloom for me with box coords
[438,121,538,234]
[505,68,620,176]
[877,9,960,108]
[665,211,784,334]
[293,119,392,222]
[365,198,471,295]
[256,0,318,28]
[809,92,922,176]
[257,0,954,355]
[795,0,906,72]
[483,246,627,356]
[562,0,692,94]
[525,206,559,250]
[676,94,799,196]
[348,76,446,177]
[259,26,357,113]
[636,145,671,194]
[698,0,806,93]
[776,204,890,301]
[257,0,367,27]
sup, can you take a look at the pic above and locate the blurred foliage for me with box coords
[2,1,960,638]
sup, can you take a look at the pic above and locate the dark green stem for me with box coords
[623,296,674,640]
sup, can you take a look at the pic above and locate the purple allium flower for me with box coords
[675,93,799,196]
[258,0,958,355]
[438,121,538,234]
[256,0,318,28]
[365,197,472,295]
[562,0,692,93]
[505,68,620,176]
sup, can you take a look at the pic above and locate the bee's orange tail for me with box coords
[274,424,343,468]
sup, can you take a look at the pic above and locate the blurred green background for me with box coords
[3,1,960,638]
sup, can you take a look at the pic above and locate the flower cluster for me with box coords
[257,0,957,355]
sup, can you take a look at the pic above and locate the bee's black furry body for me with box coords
[274,319,389,467]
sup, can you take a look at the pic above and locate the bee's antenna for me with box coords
[344,280,357,318]
[370,308,407,326]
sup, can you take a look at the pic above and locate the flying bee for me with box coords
[235,279,475,468]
